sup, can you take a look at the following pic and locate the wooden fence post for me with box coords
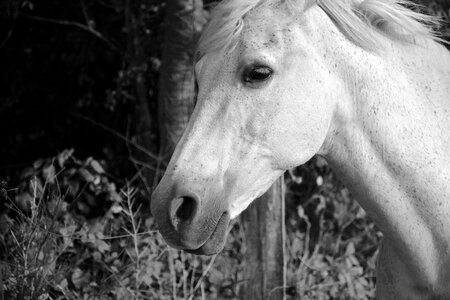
[241,176,286,300]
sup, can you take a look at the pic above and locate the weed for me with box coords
[0,151,379,299]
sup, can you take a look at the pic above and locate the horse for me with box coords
[151,0,450,298]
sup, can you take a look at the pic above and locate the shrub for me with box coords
[0,151,380,299]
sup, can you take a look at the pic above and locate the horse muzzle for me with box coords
[151,184,230,255]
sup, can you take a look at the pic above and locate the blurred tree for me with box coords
[121,0,163,191]
[0,0,141,177]
[158,0,207,159]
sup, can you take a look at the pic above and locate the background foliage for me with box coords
[1,0,449,299]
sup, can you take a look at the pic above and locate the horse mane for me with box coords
[197,0,442,57]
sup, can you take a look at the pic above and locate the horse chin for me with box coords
[185,211,230,256]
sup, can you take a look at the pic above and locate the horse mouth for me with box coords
[185,211,230,255]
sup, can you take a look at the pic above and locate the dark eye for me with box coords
[243,66,273,87]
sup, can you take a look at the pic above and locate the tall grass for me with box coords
[0,151,379,299]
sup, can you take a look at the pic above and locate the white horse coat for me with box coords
[152,1,450,298]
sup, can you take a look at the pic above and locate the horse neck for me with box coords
[319,18,450,267]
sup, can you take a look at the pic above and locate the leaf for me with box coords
[0,214,12,236]
[33,159,44,169]
[58,278,68,289]
[20,167,34,179]
[297,206,307,220]
[93,175,101,185]
[348,255,360,267]
[315,195,326,214]
[355,206,367,219]
[71,268,90,289]
[288,169,303,184]
[115,287,132,299]
[107,182,116,192]
[15,192,33,211]
[59,225,77,248]
[316,176,324,186]
[79,169,95,182]
[351,266,364,276]
[47,198,68,215]
[42,163,56,183]
[93,239,110,253]
[345,242,355,256]
[57,149,74,168]
[291,237,304,254]
[90,159,105,174]
[111,205,122,214]
[93,251,102,261]
[110,191,122,203]
[38,293,50,300]
[315,156,328,168]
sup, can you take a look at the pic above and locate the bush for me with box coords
[0,150,246,299]
[285,157,380,299]
[0,152,380,299]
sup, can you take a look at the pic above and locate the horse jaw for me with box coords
[228,170,284,219]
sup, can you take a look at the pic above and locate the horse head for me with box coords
[151,1,339,254]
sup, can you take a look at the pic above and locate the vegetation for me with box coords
[1,1,449,299]
[0,151,380,299]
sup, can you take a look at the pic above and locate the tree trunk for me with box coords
[241,177,286,300]
[158,2,286,299]
[158,0,207,160]
[125,0,156,191]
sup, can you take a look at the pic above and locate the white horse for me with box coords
[151,0,450,298]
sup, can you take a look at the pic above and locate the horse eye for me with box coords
[243,66,273,86]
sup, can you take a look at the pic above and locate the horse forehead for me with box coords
[242,6,295,50]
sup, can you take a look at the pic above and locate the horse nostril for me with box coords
[170,196,198,229]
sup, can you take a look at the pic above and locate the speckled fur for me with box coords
[152,1,450,298]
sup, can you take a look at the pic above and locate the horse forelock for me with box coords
[196,0,442,59]
[196,0,261,60]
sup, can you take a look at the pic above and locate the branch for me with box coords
[20,12,122,55]
[0,20,15,49]
[80,0,90,26]
[71,113,162,162]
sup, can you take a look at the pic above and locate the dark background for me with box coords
[1,0,164,181]
[1,0,449,181]
[0,1,449,299]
